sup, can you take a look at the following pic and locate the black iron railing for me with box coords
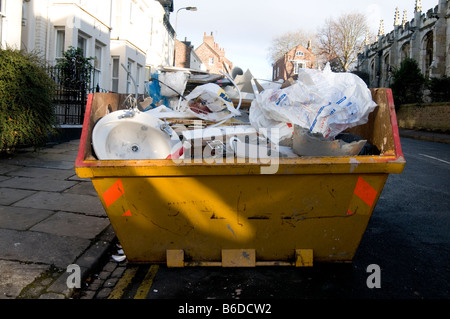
[46,65,109,125]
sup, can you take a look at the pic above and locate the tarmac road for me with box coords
[78,136,450,301]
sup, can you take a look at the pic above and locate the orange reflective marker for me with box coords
[122,210,132,217]
[103,179,124,208]
[353,176,377,207]
[347,176,378,216]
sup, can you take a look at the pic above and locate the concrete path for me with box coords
[0,140,114,299]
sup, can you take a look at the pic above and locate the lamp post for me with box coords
[175,6,197,38]
[173,6,197,66]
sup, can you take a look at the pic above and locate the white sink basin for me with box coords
[92,109,182,160]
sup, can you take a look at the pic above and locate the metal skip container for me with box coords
[75,88,405,267]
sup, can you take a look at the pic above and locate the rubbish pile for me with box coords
[92,64,379,161]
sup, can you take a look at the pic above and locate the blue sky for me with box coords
[170,0,440,80]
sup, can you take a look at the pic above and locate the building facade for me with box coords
[109,0,175,94]
[0,0,23,49]
[357,0,449,88]
[194,32,233,74]
[1,0,175,95]
[272,42,316,82]
[174,38,204,70]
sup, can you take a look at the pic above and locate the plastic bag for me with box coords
[145,73,168,109]
[181,83,241,122]
[249,64,377,139]
[158,71,189,97]
[248,101,294,145]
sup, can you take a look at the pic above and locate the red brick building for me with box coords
[195,32,233,74]
[272,42,316,81]
[174,39,192,68]
[174,39,203,70]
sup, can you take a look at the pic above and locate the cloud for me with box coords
[366,3,382,32]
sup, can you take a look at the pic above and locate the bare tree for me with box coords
[317,12,369,72]
[267,29,317,64]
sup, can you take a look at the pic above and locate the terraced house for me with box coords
[195,32,233,74]
[1,0,175,95]
[272,41,316,82]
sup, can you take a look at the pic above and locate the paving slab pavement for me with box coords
[0,139,115,299]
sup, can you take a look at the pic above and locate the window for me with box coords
[209,57,214,65]
[94,45,102,69]
[55,29,65,61]
[136,64,142,93]
[401,42,410,61]
[129,1,134,24]
[126,59,134,94]
[112,57,120,93]
[149,17,153,46]
[93,43,102,90]
[77,34,88,57]
[294,61,305,74]
[295,51,304,57]
[424,32,433,70]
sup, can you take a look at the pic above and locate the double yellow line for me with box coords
[108,265,159,299]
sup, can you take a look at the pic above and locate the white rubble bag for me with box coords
[158,71,189,97]
[249,64,377,141]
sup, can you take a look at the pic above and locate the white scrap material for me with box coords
[249,63,377,139]
[112,255,126,262]
[145,105,193,118]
